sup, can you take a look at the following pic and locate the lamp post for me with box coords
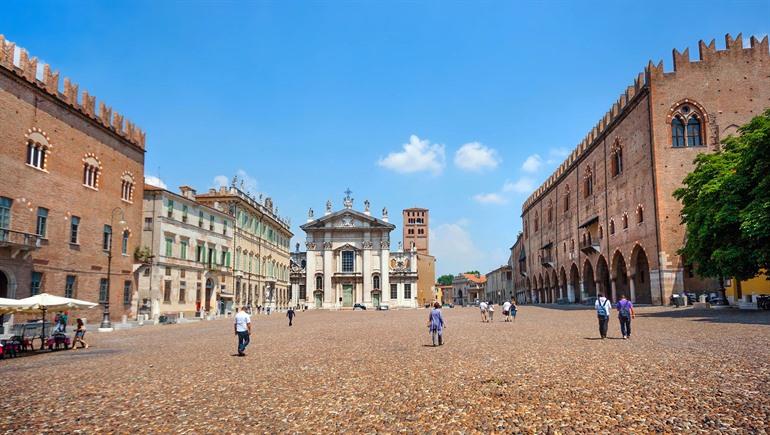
[100,207,126,331]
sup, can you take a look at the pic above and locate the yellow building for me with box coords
[725,272,770,304]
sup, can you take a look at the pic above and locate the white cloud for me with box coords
[473,192,507,205]
[502,177,535,194]
[431,220,485,275]
[212,175,229,188]
[521,154,543,173]
[144,175,167,189]
[378,135,445,175]
[454,142,500,172]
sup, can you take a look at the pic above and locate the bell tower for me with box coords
[402,208,429,254]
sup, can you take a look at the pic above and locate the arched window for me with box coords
[637,205,644,223]
[121,230,130,255]
[670,102,705,147]
[687,115,702,146]
[25,129,51,170]
[622,213,629,229]
[583,166,593,198]
[315,275,323,290]
[121,172,135,202]
[610,140,623,176]
[563,185,570,212]
[609,219,615,235]
[570,239,574,251]
[534,212,539,232]
[82,154,100,189]
[547,200,553,223]
[373,274,380,290]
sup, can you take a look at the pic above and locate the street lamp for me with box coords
[100,207,126,331]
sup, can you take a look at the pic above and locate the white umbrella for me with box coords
[0,297,33,315]
[15,293,98,349]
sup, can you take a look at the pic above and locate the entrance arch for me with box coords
[314,290,323,308]
[559,267,568,302]
[570,263,581,303]
[544,273,551,304]
[612,250,630,301]
[205,278,214,311]
[631,245,652,304]
[582,260,596,298]
[596,255,611,301]
[0,270,8,298]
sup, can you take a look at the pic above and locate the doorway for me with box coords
[342,284,353,307]
[314,291,323,308]
[0,270,8,298]
[372,292,380,308]
[205,279,213,311]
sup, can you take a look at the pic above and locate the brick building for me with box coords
[0,35,146,324]
[520,34,770,306]
[402,207,436,307]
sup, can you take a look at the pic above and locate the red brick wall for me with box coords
[0,69,145,324]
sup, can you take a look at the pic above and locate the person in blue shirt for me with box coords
[427,302,445,346]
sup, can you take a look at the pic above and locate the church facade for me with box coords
[290,193,418,309]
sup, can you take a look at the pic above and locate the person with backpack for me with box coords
[595,293,612,339]
[616,294,635,339]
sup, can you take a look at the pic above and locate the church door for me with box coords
[372,292,380,308]
[342,284,353,307]
[314,291,322,308]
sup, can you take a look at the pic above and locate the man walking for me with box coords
[616,294,635,339]
[502,299,512,322]
[595,293,612,339]
[287,307,295,326]
[234,307,251,356]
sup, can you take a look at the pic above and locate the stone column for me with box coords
[628,273,636,303]
[380,242,390,303]
[610,278,617,302]
[579,281,586,301]
[567,283,575,303]
[363,242,372,304]
[305,245,316,307]
[323,243,333,306]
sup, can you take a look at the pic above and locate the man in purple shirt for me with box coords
[616,294,635,339]
[427,302,445,346]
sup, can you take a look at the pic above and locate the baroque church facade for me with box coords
[290,192,418,309]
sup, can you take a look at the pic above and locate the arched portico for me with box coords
[612,250,630,302]
[630,245,652,304]
[583,260,596,298]
[559,267,569,302]
[570,263,581,303]
[596,255,611,301]
[544,273,551,304]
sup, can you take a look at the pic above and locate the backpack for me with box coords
[597,299,609,317]
[618,301,631,318]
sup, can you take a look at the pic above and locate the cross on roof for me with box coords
[344,188,353,197]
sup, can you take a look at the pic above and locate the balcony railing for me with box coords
[540,253,554,268]
[579,238,600,254]
[0,228,42,250]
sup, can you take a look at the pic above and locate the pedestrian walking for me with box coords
[616,294,635,339]
[595,293,612,339]
[502,299,512,322]
[479,301,488,322]
[234,308,251,356]
[71,318,88,350]
[427,301,445,346]
[510,298,518,321]
[287,308,295,326]
[488,303,495,322]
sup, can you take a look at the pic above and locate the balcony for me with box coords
[540,253,555,268]
[579,238,600,254]
[0,229,42,258]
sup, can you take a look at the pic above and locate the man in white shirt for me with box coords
[479,301,488,322]
[502,300,512,322]
[595,293,612,339]
[234,308,252,356]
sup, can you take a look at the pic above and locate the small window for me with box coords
[611,141,623,177]
[31,271,43,295]
[182,205,188,223]
[316,275,323,290]
[622,213,629,229]
[599,225,603,239]
[404,283,412,299]
[390,283,398,299]
[123,281,132,305]
[637,205,644,223]
[26,140,47,169]
[163,280,171,303]
[121,230,129,255]
[144,217,153,231]
[547,201,553,223]
[0,197,12,230]
[165,266,172,276]
[610,219,615,235]
[70,216,80,244]
[373,275,380,290]
[65,275,76,298]
[167,199,174,218]
[563,186,570,212]
[179,281,187,303]
[209,215,215,231]
[120,173,135,202]
[165,237,173,257]
[36,207,48,237]
[103,225,112,251]
[198,211,204,228]
[99,278,109,302]
[83,155,100,189]
[180,240,188,260]
[583,167,594,198]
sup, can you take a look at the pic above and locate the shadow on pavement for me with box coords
[635,308,770,326]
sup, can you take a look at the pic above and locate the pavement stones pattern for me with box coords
[1,306,769,433]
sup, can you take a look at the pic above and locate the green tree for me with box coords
[674,109,770,295]
[437,274,454,285]
[465,270,480,277]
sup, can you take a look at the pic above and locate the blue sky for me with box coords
[2,1,768,276]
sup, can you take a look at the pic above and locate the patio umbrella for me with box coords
[0,297,34,315]
[15,293,98,348]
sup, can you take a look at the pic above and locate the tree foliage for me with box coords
[437,274,454,285]
[674,109,770,281]
[464,270,481,277]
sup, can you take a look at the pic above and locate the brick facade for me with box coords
[520,34,770,305]
[0,35,145,324]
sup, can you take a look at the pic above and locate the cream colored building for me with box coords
[138,185,234,318]
[291,192,418,309]
[196,180,292,311]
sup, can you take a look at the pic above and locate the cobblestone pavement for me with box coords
[2,306,769,433]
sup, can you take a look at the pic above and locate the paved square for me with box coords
[2,306,769,432]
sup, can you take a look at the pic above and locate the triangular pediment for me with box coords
[301,209,395,231]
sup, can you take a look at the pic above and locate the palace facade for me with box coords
[520,34,770,305]
[0,35,146,324]
[290,193,418,309]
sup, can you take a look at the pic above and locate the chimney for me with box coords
[179,186,197,200]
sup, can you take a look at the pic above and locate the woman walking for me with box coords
[427,302,445,346]
[71,318,89,350]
